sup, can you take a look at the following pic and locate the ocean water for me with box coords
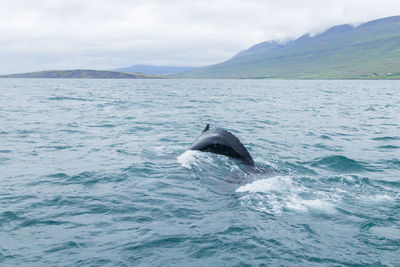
[0,78,399,266]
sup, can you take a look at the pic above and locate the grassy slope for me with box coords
[0,69,163,79]
[182,16,400,79]
[114,65,194,75]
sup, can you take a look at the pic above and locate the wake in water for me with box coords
[177,150,398,220]
[177,150,333,214]
[236,175,338,214]
[177,150,276,197]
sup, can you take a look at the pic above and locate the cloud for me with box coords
[1,0,400,74]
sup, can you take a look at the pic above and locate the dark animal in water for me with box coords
[189,124,254,165]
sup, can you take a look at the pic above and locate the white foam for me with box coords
[236,176,337,214]
[301,199,336,213]
[177,150,213,169]
[236,176,297,193]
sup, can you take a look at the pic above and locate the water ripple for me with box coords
[0,79,399,266]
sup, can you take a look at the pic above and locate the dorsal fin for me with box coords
[202,124,210,133]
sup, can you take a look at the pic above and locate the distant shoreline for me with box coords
[0,69,165,79]
[1,69,400,80]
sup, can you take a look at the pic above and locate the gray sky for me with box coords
[1,0,400,74]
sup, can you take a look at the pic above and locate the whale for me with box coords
[189,124,254,165]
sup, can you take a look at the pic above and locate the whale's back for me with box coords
[190,127,254,165]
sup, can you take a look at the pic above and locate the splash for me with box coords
[236,176,337,214]
[177,150,213,169]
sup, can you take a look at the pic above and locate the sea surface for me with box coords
[0,79,399,266]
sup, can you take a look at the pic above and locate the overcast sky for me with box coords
[1,0,400,74]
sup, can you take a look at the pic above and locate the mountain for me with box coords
[181,16,400,79]
[114,65,194,75]
[0,69,163,79]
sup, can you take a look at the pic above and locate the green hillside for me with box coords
[181,16,400,79]
[114,65,194,75]
[0,69,163,79]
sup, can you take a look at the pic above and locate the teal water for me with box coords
[0,79,399,266]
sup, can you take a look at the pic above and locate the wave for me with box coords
[36,145,72,151]
[386,159,400,169]
[372,136,400,141]
[48,96,91,101]
[309,155,369,173]
[377,145,399,149]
